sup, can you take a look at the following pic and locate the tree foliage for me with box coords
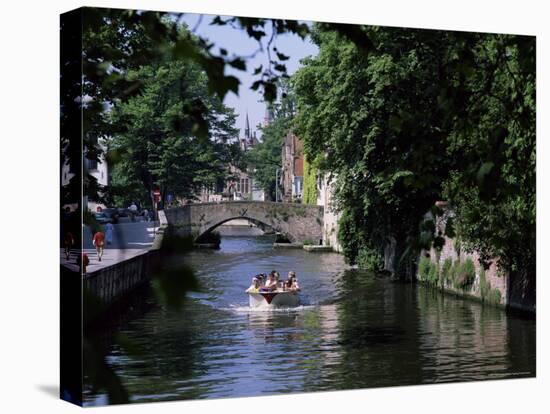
[293,25,535,281]
[246,81,296,200]
[108,60,240,207]
[441,36,536,278]
[62,7,312,207]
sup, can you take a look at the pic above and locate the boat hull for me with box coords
[248,291,300,308]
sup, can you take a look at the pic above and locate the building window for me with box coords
[237,180,241,192]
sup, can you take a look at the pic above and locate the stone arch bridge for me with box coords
[164,201,324,243]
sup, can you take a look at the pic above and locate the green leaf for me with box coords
[253,65,263,75]
[228,58,246,71]
[476,161,494,185]
[276,51,290,61]
[263,81,277,102]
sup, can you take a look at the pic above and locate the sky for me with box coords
[180,13,319,139]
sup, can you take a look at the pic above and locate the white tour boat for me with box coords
[248,290,300,308]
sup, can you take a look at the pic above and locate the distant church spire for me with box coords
[245,112,250,140]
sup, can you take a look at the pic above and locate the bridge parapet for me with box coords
[164,201,324,243]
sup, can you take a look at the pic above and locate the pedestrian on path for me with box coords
[92,230,105,262]
[63,231,74,261]
[143,208,149,222]
[105,222,114,245]
[129,202,138,222]
[77,252,89,274]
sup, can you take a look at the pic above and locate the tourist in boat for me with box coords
[274,271,282,290]
[291,277,300,292]
[245,277,260,293]
[285,271,295,289]
[258,273,267,286]
[262,271,278,292]
[286,271,300,292]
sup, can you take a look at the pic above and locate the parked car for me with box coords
[117,208,130,217]
[102,208,120,224]
[94,212,112,224]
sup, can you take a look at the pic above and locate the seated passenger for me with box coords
[262,271,278,292]
[286,271,300,292]
[246,277,260,293]
[285,271,295,289]
[291,277,300,292]
[258,273,267,286]
[274,272,282,290]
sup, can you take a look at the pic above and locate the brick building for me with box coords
[281,132,304,202]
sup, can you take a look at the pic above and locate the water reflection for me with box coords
[84,235,535,405]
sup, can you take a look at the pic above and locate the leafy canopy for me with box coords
[293,25,535,280]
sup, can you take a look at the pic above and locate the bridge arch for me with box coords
[164,201,324,244]
[196,216,277,240]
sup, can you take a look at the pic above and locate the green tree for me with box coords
[442,35,535,282]
[293,25,535,284]
[246,81,296,200]
[294,27,454,272]
[62,8,312,209]
[108,61,240,207]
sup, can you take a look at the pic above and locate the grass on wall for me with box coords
[419,254,502,305]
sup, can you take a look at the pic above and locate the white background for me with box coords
[0,0,548,412]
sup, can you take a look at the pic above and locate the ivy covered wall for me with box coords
[302,155,318,205]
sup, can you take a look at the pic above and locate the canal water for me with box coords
[84,232,536,406]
